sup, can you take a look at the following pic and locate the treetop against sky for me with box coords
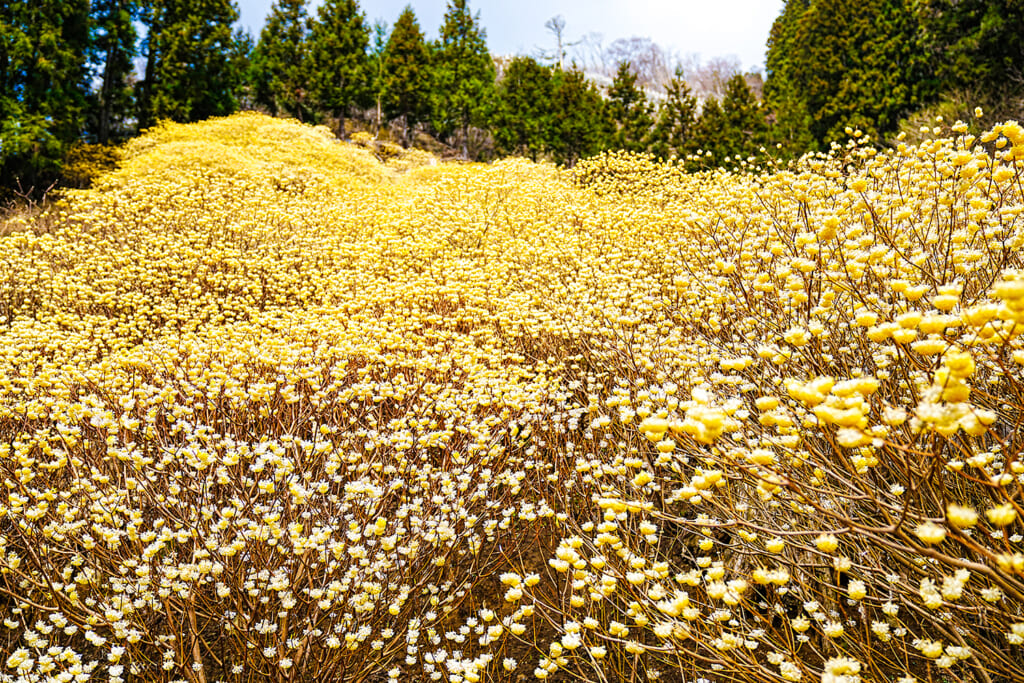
[236,0,784,72]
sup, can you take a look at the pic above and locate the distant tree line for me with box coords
[2,0,250,192]
[765,0,1024,155]
[2,0,1021,194]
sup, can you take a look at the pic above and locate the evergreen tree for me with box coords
[763,0,815,157]
[548,67,608,166]
[649,66,698,160]
[382,7,431,147]
[607,61,654,153]
[368,18,388,135]
[136,0,157,127]
[491,56,553,160]
[432,0,494,158]
[230,27,254,110]
[89,0,139,144]
[719,73,769,160]
[138,0,242,128]
[917,0,1024,94]
[765,0,932,148]
[691,97,728,168]
[249,0,310,120]
[1,0,92,191]
[852,2,935,136]
[307,0,371,138]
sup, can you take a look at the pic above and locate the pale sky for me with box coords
[236,1,784,73]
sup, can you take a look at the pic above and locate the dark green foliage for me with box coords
[491,56,553,160]
[691,97,727,168]
[368,18,389,135]
[138,0,243,128]
[307,0,371,137]
[649,67,698,160]
[917,0,1024,94]
[1,0,92,192]
[840,1,934,139]
[763,0,815,156]
[432,0,494,157]
[249,0,311,120]
[382,7,432,146]
[548,67,608,166]
[607,61,654,153]
[719,73,769,160]
[230,27,254,110]
[764,0,934,150]
[88,0,139,144]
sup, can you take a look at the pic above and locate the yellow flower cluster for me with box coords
[1,112,1023,683]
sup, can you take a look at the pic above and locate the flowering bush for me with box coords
[1,111,1023,683]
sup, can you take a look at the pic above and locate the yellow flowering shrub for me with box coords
[1,111,1024,683]
[61,142,123,189]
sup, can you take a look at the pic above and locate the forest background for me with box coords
[1,0,1022,196]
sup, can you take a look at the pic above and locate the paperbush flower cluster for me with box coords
[1,111,1023,683]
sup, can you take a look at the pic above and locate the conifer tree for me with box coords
[89,0,139,144]
[307,0,371,138]
[432,0,494,158]
[382,7,431,147]
[691,97,727,168]
[607,61,654,153]
[136,0,157,127]
[492,56,553,160]
[249,0,311,120]
[230,27,254,109]
[138,0,242,128]
[649,67,698,160]
[763,0,815,157]
[1,0,92,191]
[548,67,608,166]
[719,73,769,161]
[917,0,1024,94]
[765,0,932,148]
[368,19,389,135]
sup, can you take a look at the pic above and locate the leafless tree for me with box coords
[572,32,608,73]
[568,34,755,103]
[686,54,742,99]
[603,37,675,89]
[544,15,567,70]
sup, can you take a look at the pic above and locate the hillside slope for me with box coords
[1,113,1023,682]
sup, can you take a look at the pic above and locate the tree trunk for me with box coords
[98,42,115,144]
[335,109,347,140]
[139,32,157,129]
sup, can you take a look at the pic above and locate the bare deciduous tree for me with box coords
[687,54,742,100]
[544,15,567,70]
[573,32,607,73]
[603,37,674,89]
[568,32,754,103]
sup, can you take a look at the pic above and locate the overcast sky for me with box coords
[236,1,784,73]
